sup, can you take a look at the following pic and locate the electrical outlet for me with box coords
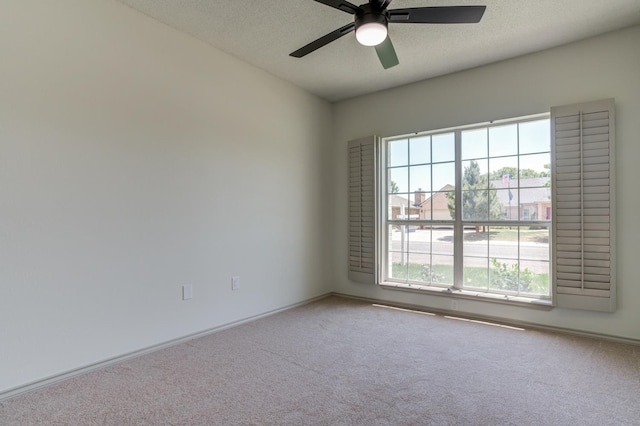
[232,276,240,291]
[451,299,459,311]
[182,284,193,300]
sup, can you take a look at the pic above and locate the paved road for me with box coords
[389,229,549,272]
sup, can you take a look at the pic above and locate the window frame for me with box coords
[379,113,553,306]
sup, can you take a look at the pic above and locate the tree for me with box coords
[489,167,549,180]
[489,166,519,181]
[543,163,551,188]
[447,160,504,221]
[390,180,399,193]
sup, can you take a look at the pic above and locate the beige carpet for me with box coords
[1,296,639,425]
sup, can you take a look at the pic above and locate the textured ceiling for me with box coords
[116,0,640,102]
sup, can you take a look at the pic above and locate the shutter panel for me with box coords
[348,136,378,284]
[551,99,616,312]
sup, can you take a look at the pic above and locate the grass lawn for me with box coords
[391,262,549,295]
[392,262,454,283]
[463,227,549,244]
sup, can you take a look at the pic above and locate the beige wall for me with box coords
[331,25,640,341]
[0,0,333,394]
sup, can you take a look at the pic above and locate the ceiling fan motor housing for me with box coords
[355,4,389,32]
[355,4,389,46]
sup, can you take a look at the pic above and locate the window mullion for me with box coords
[453,130,463,289]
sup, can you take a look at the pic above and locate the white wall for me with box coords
[0,0,333,393]
[332,25,640,341]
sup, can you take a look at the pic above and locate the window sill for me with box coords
[379,282,553,311]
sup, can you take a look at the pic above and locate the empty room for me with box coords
[1,0,639,424]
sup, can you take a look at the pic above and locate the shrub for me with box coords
[421,265,446,283]
[489,258,535,292]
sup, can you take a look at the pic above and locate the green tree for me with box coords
[447,160,503,221]
[489,166,519,181]
[543,163,551,188]
[390,180,399,193]
[489,167,549,180]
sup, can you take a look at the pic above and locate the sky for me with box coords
[388,119,550,194]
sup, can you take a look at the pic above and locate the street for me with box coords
[389,228,550,272]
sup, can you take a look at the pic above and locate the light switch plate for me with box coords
[232,276,240,291]
[183,284,193,300]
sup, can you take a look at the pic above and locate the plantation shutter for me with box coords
[551,99,616,312]
[348,136,378,284]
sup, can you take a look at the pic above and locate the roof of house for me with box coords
[390,179,550,208]
[490,177,551,206]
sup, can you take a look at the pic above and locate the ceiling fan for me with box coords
[290,0,486,69]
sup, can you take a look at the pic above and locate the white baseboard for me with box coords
[0,293,332,401]
[332,292,640,346]
[4,291,636,401]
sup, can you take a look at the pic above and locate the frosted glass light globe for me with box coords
[355,22,388,46]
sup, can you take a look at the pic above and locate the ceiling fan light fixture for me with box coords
[355,7,388,47]
[355,22,387,46]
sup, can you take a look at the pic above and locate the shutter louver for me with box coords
[348,136,378,284]
[552,99,616,312]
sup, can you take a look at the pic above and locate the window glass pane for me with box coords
[412,192,429,219]
[489,156,519,189]
[409,253,431,284]
[464,257,488,290]
[493,189,518,220]
[389,253,408,280]
[519,188,550,221]
[389,167,408,193]
[488,189,505,220]
[433,162,455,192]
[519,120,550,154]
[519,228,549,261]
[389,224,407,252]
[409,165,431,193]
[489,124,518,157]
[432,226,453,255]
[463,227,489,257]
[434,191,455,220]
[388,223,408,281]
[488,226,518,260]
[461,128,487,160]
[520,260,550,295]
[519,153,550,178]
[462,190,489,221]
[388,194,408,220]
[462,160,488,189]
[407,253,430,283]
[407,227,430,253]
[388,139,408,167]
[489,258,520,292]
[409,136,430,165]
[432,132,455,162]
[431,255,454,285]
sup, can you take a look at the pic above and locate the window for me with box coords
[383,116,552,301]
[347,99,615,311]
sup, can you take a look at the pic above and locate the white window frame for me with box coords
[378,114,553,306]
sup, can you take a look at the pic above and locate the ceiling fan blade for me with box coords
[389,6,486,24]
[314,0,359,14]
[369,0,392,10]
[375,36,399,69]
[290,22,356,58]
